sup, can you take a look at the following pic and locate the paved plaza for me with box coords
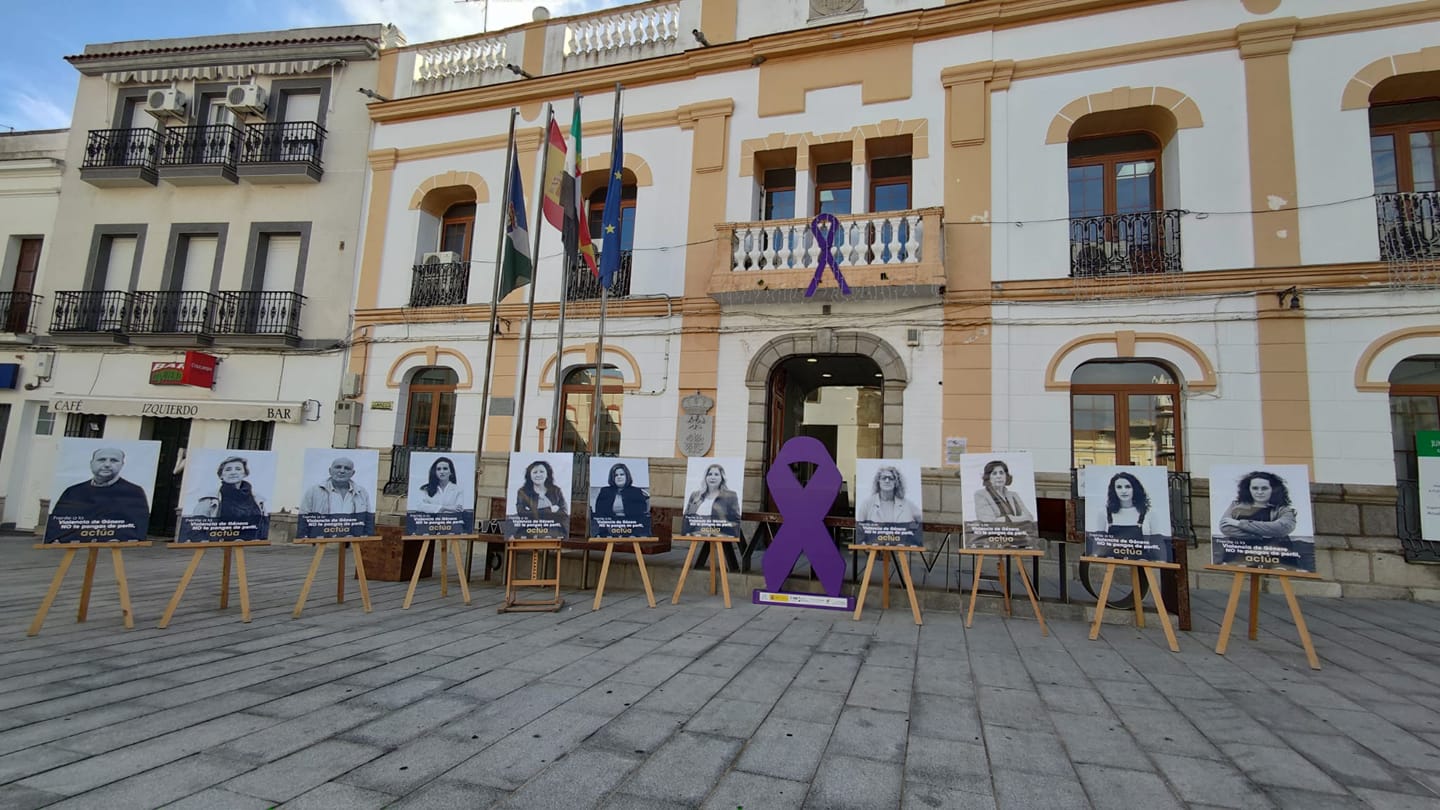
[2,539,1440,809]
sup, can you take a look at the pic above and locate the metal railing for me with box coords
[129,291,219,336]
[214,291,304,339]
[565,251,632,301]
[409,262,470,307]
[160,124,242,167]
[81,128,161,170]
[1069,210,1183,277]
[1376,192,1440,262]
[51,290,132,333]
[0,292,42,334]
[240,121,326,168]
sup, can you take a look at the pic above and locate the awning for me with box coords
[101,59,344,84]
[51,395,306,423]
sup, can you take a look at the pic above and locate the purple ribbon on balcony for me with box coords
[805,213,851,298]
[763,436,847,596]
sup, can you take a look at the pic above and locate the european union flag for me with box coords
[599,118,624,288]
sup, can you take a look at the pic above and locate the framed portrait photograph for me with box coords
[1082,465,1173,563]
[853,458,924,547]
[680,457,745,538]
[178,448,277,542]
[587,457,652,539]
[503,452,574,540]
[405,451,476,536]
[296,448,379,539]
[45,438,162,544]
[1208,464,1315,572]
[960,452,1041,550]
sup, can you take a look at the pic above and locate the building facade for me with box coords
[363,0,1439,595]
[4,24,399,535]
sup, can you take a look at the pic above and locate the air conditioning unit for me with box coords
[421,251,462,265]
[224,84,267,116]
[145,88,188,120]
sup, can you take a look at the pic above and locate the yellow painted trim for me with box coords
[1238,17,1301,268]
[1043,332,1218,391]
[756,41,912,118]
[407,171,489,212]
[354,295,685,327]
[1354,325,1440,392]
[738,119,929,178]
[1341,45,1440,110]
[356,149,397,312]
[1255,292,1313,468]
[1242,0,1282,13]
[385,346,477,390]
[1044,86,1205,145]
[699,0,738,46]
[536,343,643,391]
[579,153,654,186]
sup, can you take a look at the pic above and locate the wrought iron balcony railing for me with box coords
[160,124,242,167]
[1069,210,1183,277]
[240,121,326,167]
[214,291,304,339]
[566,251,632,301]
[129,291,220,336]
[51,290,133,333]
[409,262,470,307]
[384,443,455,495]
[0,292,42,334]
[81,128,161,170]
[1376,192,1440,262]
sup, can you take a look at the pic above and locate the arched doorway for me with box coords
[403,367,459,449]
[1389,356,1440,550]
[746,331,908,510]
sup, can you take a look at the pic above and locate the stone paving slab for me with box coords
[0,539,1438,808]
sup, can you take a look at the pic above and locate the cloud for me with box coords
[299,0,630,45]
[0,82,73,132]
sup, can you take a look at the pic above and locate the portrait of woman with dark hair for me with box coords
[972,460,1036,525]
[515,459,568,522]
[684,463,741,522]
[415,456,465,514]
[1092,471,1160,538]
[592,462,648,520]
[192,456,266,520]
[1220,470,1296,540]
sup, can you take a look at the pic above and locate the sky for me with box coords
[0,0,626,133]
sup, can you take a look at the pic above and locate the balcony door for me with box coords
[405,368,458,450]
[7,238,40,333]
[1371,100,1440,260]
[1068,133,1163,275]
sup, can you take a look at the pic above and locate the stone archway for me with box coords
[743,330,908,463]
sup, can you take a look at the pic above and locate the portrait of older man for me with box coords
[50,446,151,542]
[299,455,372,515]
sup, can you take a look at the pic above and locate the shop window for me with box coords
[64,413,106,438]
[227,420,274,451]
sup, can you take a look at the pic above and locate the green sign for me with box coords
[1419,431,1440,458]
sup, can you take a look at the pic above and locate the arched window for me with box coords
[439,202,476,258]
[404,367,458,449]
[1070,360,1182,470]
[559,365,623,455]
[1368,76,1440,261]
[572,176,636,300]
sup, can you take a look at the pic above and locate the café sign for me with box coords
[150,351,218,388]
[50,395,305,423]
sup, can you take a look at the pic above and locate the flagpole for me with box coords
[590,83,622,455]
[473,108,517,494]
[515,103,555,452]
[548,91,581,451]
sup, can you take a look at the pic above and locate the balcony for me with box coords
[409,261,469,307]
[129,291,220,345]
[50,289,304,346]
[158,124,241,185]
[237,122,325,184]
[214,291,305,346]
[565,251,632,302]
[1069,210,1183,278]
[0,292,42,336]
[79,128,161,187]
[1377,192,1440,263]
[711,209,944,303]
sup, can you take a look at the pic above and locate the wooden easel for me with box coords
[591,537,657,610]
[499,539,565,613]
[1083,556,1181,653]
[28,542,150,636]
[292,536,376,617]
[961,548,1047,635]
[402,534,473,609]
[851,544,923,625]
[671,535,740,608]
[158,541,269,628]
[1206,564,1321,670]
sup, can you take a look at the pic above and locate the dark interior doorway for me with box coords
[142,417,191,537]
[765,353,883,512]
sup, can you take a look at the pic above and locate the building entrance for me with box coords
[142,417,191,537]
[765,353,884,512]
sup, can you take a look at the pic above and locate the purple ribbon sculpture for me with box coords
[763,436,847,596]
[805,213,852,298]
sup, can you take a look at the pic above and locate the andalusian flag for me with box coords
[498,152,531,299]
[570,102,599,278]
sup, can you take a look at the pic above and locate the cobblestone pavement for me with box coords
[1,539,1439,809]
